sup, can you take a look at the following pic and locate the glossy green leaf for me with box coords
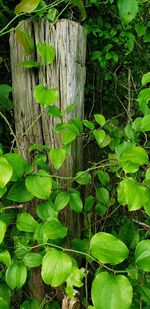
[132,117,142,132]
[96,188,109,205]
[37,42,55,65]
[47,8,58,22]
[94,114,105,126]
[15,0,40,13]
[65,102,77,113]
[0,250,11,268]
[93,129,105,147]
[83,119,95,130]
[135,240,150,271]
[54,192,70,212]
[49,148,66,170]
[61,129,76,145]
[29,144,50,152]
[34,85,58,107]
[141,114,150,131]
[0,284,11,308]
[75,171,92,185]
[118,177,148,211]
[138,88,150,115]
[48,106,62,118]
[0,220,6,243]
[69,192,83,213]
[41,248,72,287]
[96,203,107,216]
[25,170,52,200]
[44,218,67,239]
[92,272,133,309]
[15,28,34,55]
[37,201,57,221]
[84,195,95,212]
[0,157,12,189]
[97,170,110,185]
[23,252,42,268]
[90,232,129,265]
[142,72,150,86]
[118,0,138,24]
[19,60,40,68]
[119,146,148,173]
[7,179,33,202]
[34,223,48,245]
[17,212,38,232]
[66,267,85,298]
[4,153,27,181]
[135,23,146,37]
[6,263,27,289]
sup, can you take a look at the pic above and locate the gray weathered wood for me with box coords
[10,17,86,302]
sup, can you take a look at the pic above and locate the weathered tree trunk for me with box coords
[10,19,86,301]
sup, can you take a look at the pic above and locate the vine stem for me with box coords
[27,242,127,274]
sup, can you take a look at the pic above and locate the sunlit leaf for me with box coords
[15,0,41,14]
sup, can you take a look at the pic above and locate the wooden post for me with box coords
[10,19,86,300]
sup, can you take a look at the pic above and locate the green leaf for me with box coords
[0,250,11,267]
[138,88,150,115]
[41,248,72,287]
[34,223,48,245]
[69,192,83,213]
[49,148,66,170]
[66,267,85,298]
[54,192,70,212]
[0,284,11,308]
[19,60,40,68]
[142,72,150,86]
[44,218,67,240]
[48,106,62,118]
[23,252,42,268]
[135,23,146,37]
[93,130,109,148]
[46,8,58,22]
[5,263,27,289]
[15,28,34,55]
[4,153,27,182]
[96,188,109,205]
[25,170,52,200]
[117,178,148,211]
[75,171,92,185]
[135,240,150,272]
[21,299,41,309]
[37,201,57,221]
[90,232,129,265]
[34,85,58,107]
[83,119,95,130]
[71,0,87,20]
[84,195,95,212]
[141,114,150,131]
[91,272,133,309]
[132,117,142,132]
[0,220,6,243]
[119,146,148,173]
[97,170,110,185]
[7,179,33,202]
[94,114,105,126]
[29,144,50,152]
[0,157,12,189]
[96,203,107,216]
[17,212,38,232]
[65,102,77,113]
[37,42,55,65]
[0,84,13,110]
[61,129,76,145]
[15,0,41,13]
[118,0,138,25]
